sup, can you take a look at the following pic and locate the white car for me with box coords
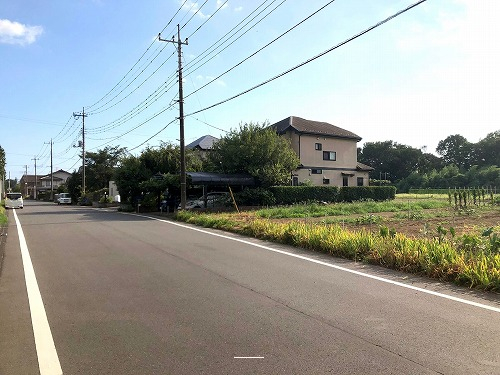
[57,193,72,205]
[5,192,23,209]
[180,192,230,209]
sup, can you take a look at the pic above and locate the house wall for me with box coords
[284,130,368,186]
[53,171,71,182]
[294,169,369,186]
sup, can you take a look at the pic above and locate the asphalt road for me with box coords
[0,201,499,375]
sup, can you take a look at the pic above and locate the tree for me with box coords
[85,146,126,192]
[205,122,300,187]
[139,142,202,176]
[358,141,423,182]
[113,155,149,204]
[66,171,82,201]
[113,142,203,204]
[473,131,500,167]
[436,134,473,170]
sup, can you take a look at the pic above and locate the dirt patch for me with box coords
[340,210,500,238]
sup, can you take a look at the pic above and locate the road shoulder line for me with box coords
[13,210,62,375]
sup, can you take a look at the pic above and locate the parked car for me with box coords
[5,192,23,209]
[57,193,72,205]
[179,192,230,209]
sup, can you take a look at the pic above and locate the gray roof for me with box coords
[187,172,255,186]
[356,162,374,171]
[186,135,219,150]
[271,116,361,141]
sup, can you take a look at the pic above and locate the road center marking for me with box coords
[14,210,63,375]
[137,213,500,314]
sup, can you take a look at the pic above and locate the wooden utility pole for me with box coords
[31,157,38,199]
[159,25,188,210]
[45,139,54,200]
[73,108,87,196]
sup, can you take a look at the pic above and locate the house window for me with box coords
[311,169,322,174]
[323,178,330,185]
[357,177,364,186]
[343,176,349,186]
[323,151,336,161]
[315,143,322,151]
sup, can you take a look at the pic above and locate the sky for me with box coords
[1,0,499,181]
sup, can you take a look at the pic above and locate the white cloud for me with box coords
[0,19,43,46]
[196,75,226,87]
[234,6,243,12]
[216,0,228,11]
[182,1,210,19]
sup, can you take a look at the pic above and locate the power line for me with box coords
[186,0,427,117]
[183,0,284,76]
[85,0,189,111]
[185,0,336,99]
[127,118,177,152]
[186,0,229,39]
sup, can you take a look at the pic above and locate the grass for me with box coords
[255,199,450,219]
[0,206,7,226]
[174,197,500,292]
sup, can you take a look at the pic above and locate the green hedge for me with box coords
[269,186,395,205]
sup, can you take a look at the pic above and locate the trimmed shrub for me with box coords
[269,186,395,205]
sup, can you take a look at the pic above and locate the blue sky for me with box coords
[1,0,498,180]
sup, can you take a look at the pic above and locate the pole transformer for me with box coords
[159,25,188,210]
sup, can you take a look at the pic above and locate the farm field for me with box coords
[244,194,498,238]
[174,194,500,291]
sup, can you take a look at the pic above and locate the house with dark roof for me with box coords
[20,169,72,198]
[186,135,219,158]
[271,116,373,187]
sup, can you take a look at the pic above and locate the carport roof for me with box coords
[187,172,255,186]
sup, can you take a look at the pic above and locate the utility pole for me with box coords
[73,108,87,196]
[32,157,38,199]
[45,139,54,200]
[159,25,188,210]
[24,165,28,197]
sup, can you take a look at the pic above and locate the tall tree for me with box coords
[358,141,423,182]
[85,146,126,192]
[436,134,473,170]
[139,142,202,176]
[473,131,500,167]
[205,122,300,187]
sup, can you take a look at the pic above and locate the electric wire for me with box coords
[180,0,210,31]
[127,118,177,152]
[186,0,427,117]
[185,0,336,99]
[186,0,229,39]
[183,0,283,76]
[86,0,189,111]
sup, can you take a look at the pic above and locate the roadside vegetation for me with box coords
[0,205,6,226]
[173,194,500,292]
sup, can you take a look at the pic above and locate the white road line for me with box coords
[234,356,265,359]
[137,213,500,314]
[13,210,63,375]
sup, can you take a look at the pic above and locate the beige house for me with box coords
[271,116,373,187]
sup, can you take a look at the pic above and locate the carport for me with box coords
[186,172,255,206]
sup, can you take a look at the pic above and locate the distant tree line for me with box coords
[358,131,500,192]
